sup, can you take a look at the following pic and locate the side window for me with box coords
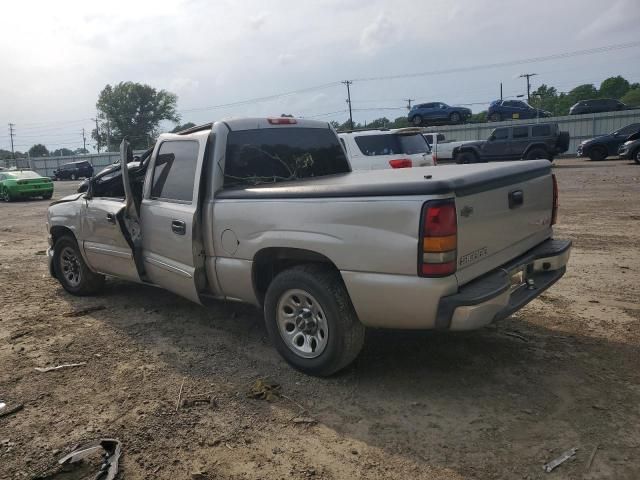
[513,126,529,139]
[493,128,508,140]
[531,125,551,137]
[150,140,199,202]
[339,138,348,153]
[424,134,433,144]
[616,124,640,136]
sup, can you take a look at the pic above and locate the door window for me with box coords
[513,126,529,139]
[150,140,199,202]
[492,128,508,140]
[531,125,551,137]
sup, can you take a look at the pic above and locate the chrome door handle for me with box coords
[171,220,186,235]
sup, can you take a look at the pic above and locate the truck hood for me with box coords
[50,193,85,206]
[217,160,552,200]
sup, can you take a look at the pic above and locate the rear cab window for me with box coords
[354,134,429,156]
[223,127,349,188]
[150,140,199,202]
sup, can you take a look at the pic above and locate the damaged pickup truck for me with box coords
[46,118,571,375]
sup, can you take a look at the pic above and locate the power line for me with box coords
[403,98,415,110]
[351,41,640,83]
[519,73,538,101]
[342,80,354,130]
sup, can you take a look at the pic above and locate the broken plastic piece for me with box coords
[58,438,121,480]
[543,447,577,473]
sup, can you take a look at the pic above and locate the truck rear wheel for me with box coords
[264,264,365,376]
[455,151,478,164]
[525,148,550,160]
[53,235,104,296]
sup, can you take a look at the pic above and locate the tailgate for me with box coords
[454,165,554,286]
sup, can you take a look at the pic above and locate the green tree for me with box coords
[621,88,640,107]
[29,144,49,157]
[93,81,180,150]
[599,76,630,99]
[390,116,410,128]
[329,120,341,130]
[51,148,75,157]
[468,111,487,123]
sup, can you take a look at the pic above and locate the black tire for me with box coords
[525,148,550,160]
[449,112,461,124]
[489,112,501,122]
[588,147,607,161]
[411,115,423,126]
[43,192,53,200]
[634,148,640,165]
[53,235,104,296]
[264,264,365,376]
[455,151,479,164]
[1,186,12,202]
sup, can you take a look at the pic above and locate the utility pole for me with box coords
[403,98,415,110]
[519,73,537,101]
[342,80,353,130]
[500,83,503,101]
[82,128,87,152]
[106,119,111,152]
[8,123,15,167]
[92,117,101,153]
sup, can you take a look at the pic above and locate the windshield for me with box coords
[354,133,430,156]
[8,171,42,179]
[223,127,350,188]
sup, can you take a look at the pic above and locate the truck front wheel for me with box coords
[53,235,105,296]
[264,264,365,376]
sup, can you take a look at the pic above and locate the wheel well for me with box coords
[252,248,340,305]
[50,226,76,245]
[523,144,549,156]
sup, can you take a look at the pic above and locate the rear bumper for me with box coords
[13,186,53,197]
[436,239,571,330]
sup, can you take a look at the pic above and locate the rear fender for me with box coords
[522,143,549,157]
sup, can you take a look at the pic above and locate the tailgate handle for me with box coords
[171,220,186,235]
[509,190,524,209]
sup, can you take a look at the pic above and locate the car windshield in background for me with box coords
[9,171,41,179]
[224,127,350,187]
[355,134,428,156]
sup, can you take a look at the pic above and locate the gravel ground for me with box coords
[1,158,639,480]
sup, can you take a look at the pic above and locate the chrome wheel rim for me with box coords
[60,246,81,287]
[276,289,328,359]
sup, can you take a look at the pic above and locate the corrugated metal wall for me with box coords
[423,110,640,155]
[26,151,145,178]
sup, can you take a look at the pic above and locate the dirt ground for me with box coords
[1,158,639,480]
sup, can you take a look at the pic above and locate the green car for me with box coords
[0,170,54,201]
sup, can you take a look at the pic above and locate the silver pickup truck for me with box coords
[46,118,571,376]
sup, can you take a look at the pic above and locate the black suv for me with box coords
[453,123,569,163]
[569,98,626,115]
[53,160,94,180]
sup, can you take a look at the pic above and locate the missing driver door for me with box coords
[139,132,209,304]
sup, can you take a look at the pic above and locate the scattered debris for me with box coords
[247,378,281,401]
[292,416,317,425]
[191,470,209,480]
[9,330,30,341]
[0,402,24,418]
[176,377,186,412]
[543,447,578,473]
[591,404,607,411]
[35,362,86,373]
[502,331,529,342]
[586,444,599,471]
[57,438,121,480]
[62,305,106,318]
[588,300,600,304]
[181,395,217,409]
[35,250,46,255]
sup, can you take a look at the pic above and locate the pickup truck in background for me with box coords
[423,132,477,163]
[453,123,570,163]
[47,118,571,376]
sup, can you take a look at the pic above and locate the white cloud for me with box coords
[277,53,296,65]
[249,12,268,30]
[359,13,397,55]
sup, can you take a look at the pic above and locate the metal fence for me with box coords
[423,109,640,155]
[24,151,145,178]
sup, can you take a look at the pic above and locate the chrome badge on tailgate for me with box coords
[459,247,488,266]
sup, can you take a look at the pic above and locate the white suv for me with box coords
[339,128,435,170]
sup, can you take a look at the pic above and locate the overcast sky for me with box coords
[1,0,639,152]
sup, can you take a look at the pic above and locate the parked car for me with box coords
[46,117,570,376]
[77,149,153,193]
[453,123,569,163]
[487,100,551,122]
[407,102,472,126]
[617,131,640,164]
[423,132,477,163]
[0,170,53,201]
[53,160,94,180]
[569,98,626,115]
[576,123,640,161]
[339,127,434,169]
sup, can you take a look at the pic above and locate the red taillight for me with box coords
[551,173,558,225]
[419,201,457,277]
[267,117,297,125]
[432,154,438,165]
[389,158,412,169]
